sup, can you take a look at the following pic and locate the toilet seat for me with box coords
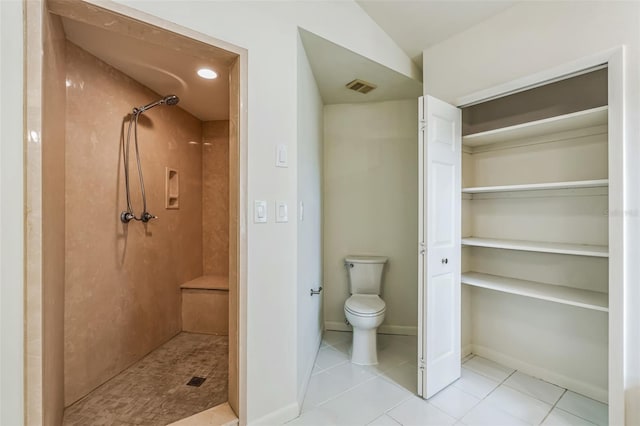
[345,295,386,317]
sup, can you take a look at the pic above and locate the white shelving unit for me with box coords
[461,272,608,312]
[455,71,610,404]
[461,237,609,257]
[462,179,608,194]
[462,106,608,147]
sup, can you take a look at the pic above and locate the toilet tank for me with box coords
[345,255,388,295]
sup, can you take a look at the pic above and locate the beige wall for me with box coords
[64,42,203,405]
[323,99,418,334]
[42,10,66,426]
[202,121,229,276]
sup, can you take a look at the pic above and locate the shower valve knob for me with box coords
[120,211,135,223]
[141,212,157,223]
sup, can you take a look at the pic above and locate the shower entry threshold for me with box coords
[63,332,228,426]
[167,402,238,426]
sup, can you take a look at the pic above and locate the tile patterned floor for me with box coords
[290,331,608,426]
[63,332,228,426]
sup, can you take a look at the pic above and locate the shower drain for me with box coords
[186,376,206,387]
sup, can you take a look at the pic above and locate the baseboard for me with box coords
[297,329,323,409]
[324,321,417,336]
[325,321,351,332]
[471,344,608,403]
[248,402,299,426]
[461,344,472,359]
[379,325,417,335]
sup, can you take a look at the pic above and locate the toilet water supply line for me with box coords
[120,95,180,224]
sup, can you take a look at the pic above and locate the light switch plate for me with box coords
[276,144,288,168]
[254,200,267,223]
[276,201,288,223]
[299,201,304,221]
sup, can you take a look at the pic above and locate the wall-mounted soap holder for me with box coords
[165,167,179,209]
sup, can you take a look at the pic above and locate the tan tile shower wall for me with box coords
[202,121,229,275]
[42,11,67,425]
[64,42,203,406]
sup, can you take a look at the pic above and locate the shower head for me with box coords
[134,94,180,114]
[163,95,180,106]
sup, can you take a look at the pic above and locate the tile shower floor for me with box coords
[290,331,608,426]
[63,332,228,426]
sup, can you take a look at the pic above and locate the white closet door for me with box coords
[418,95,461,399]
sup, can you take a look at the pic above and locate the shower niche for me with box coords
[166,167,180,209]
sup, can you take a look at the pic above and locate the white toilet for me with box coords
[343,255,388,365]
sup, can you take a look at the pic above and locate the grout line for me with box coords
[554,407,600,426]
[478,368,515,400]
[463,368,518,421]
[444,382,485,420]
[553,393,604,426]
[380,381,416,415]
[538,388,567,425]
[311,375,380,411]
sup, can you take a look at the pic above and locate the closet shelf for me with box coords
[461,237,608,257]
[462,179,608,194]
[462,106,608,147]
[461,271,608,312]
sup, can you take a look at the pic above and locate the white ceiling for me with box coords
[356,1,516,66]
[61,17,230,121]
[299,29,423,105]
[59,1,516,117]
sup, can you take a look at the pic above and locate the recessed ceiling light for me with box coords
[197,68,217,79]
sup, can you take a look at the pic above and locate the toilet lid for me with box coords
[345,295,386,316]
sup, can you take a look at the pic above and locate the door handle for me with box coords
[441,258,448,264]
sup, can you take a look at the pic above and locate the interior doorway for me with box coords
[25,1,247,424]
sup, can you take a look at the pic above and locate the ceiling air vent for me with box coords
[346,79,377,94]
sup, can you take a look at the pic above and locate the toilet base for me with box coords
[351,327,378,365]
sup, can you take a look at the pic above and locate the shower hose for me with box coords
[120,108,156,224]
[120,95,179,224]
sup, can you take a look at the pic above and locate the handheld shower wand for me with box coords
[121,95,180,224]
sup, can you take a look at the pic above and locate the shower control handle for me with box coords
[141,212,157,223]
[120,211,135,223]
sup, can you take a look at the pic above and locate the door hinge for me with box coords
[419,242,426,256]
[418,358,425,370]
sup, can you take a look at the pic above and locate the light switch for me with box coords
[276,201,288,223]
[299,201,304,221]
[254,200,267,223]
[276,144,288,168]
